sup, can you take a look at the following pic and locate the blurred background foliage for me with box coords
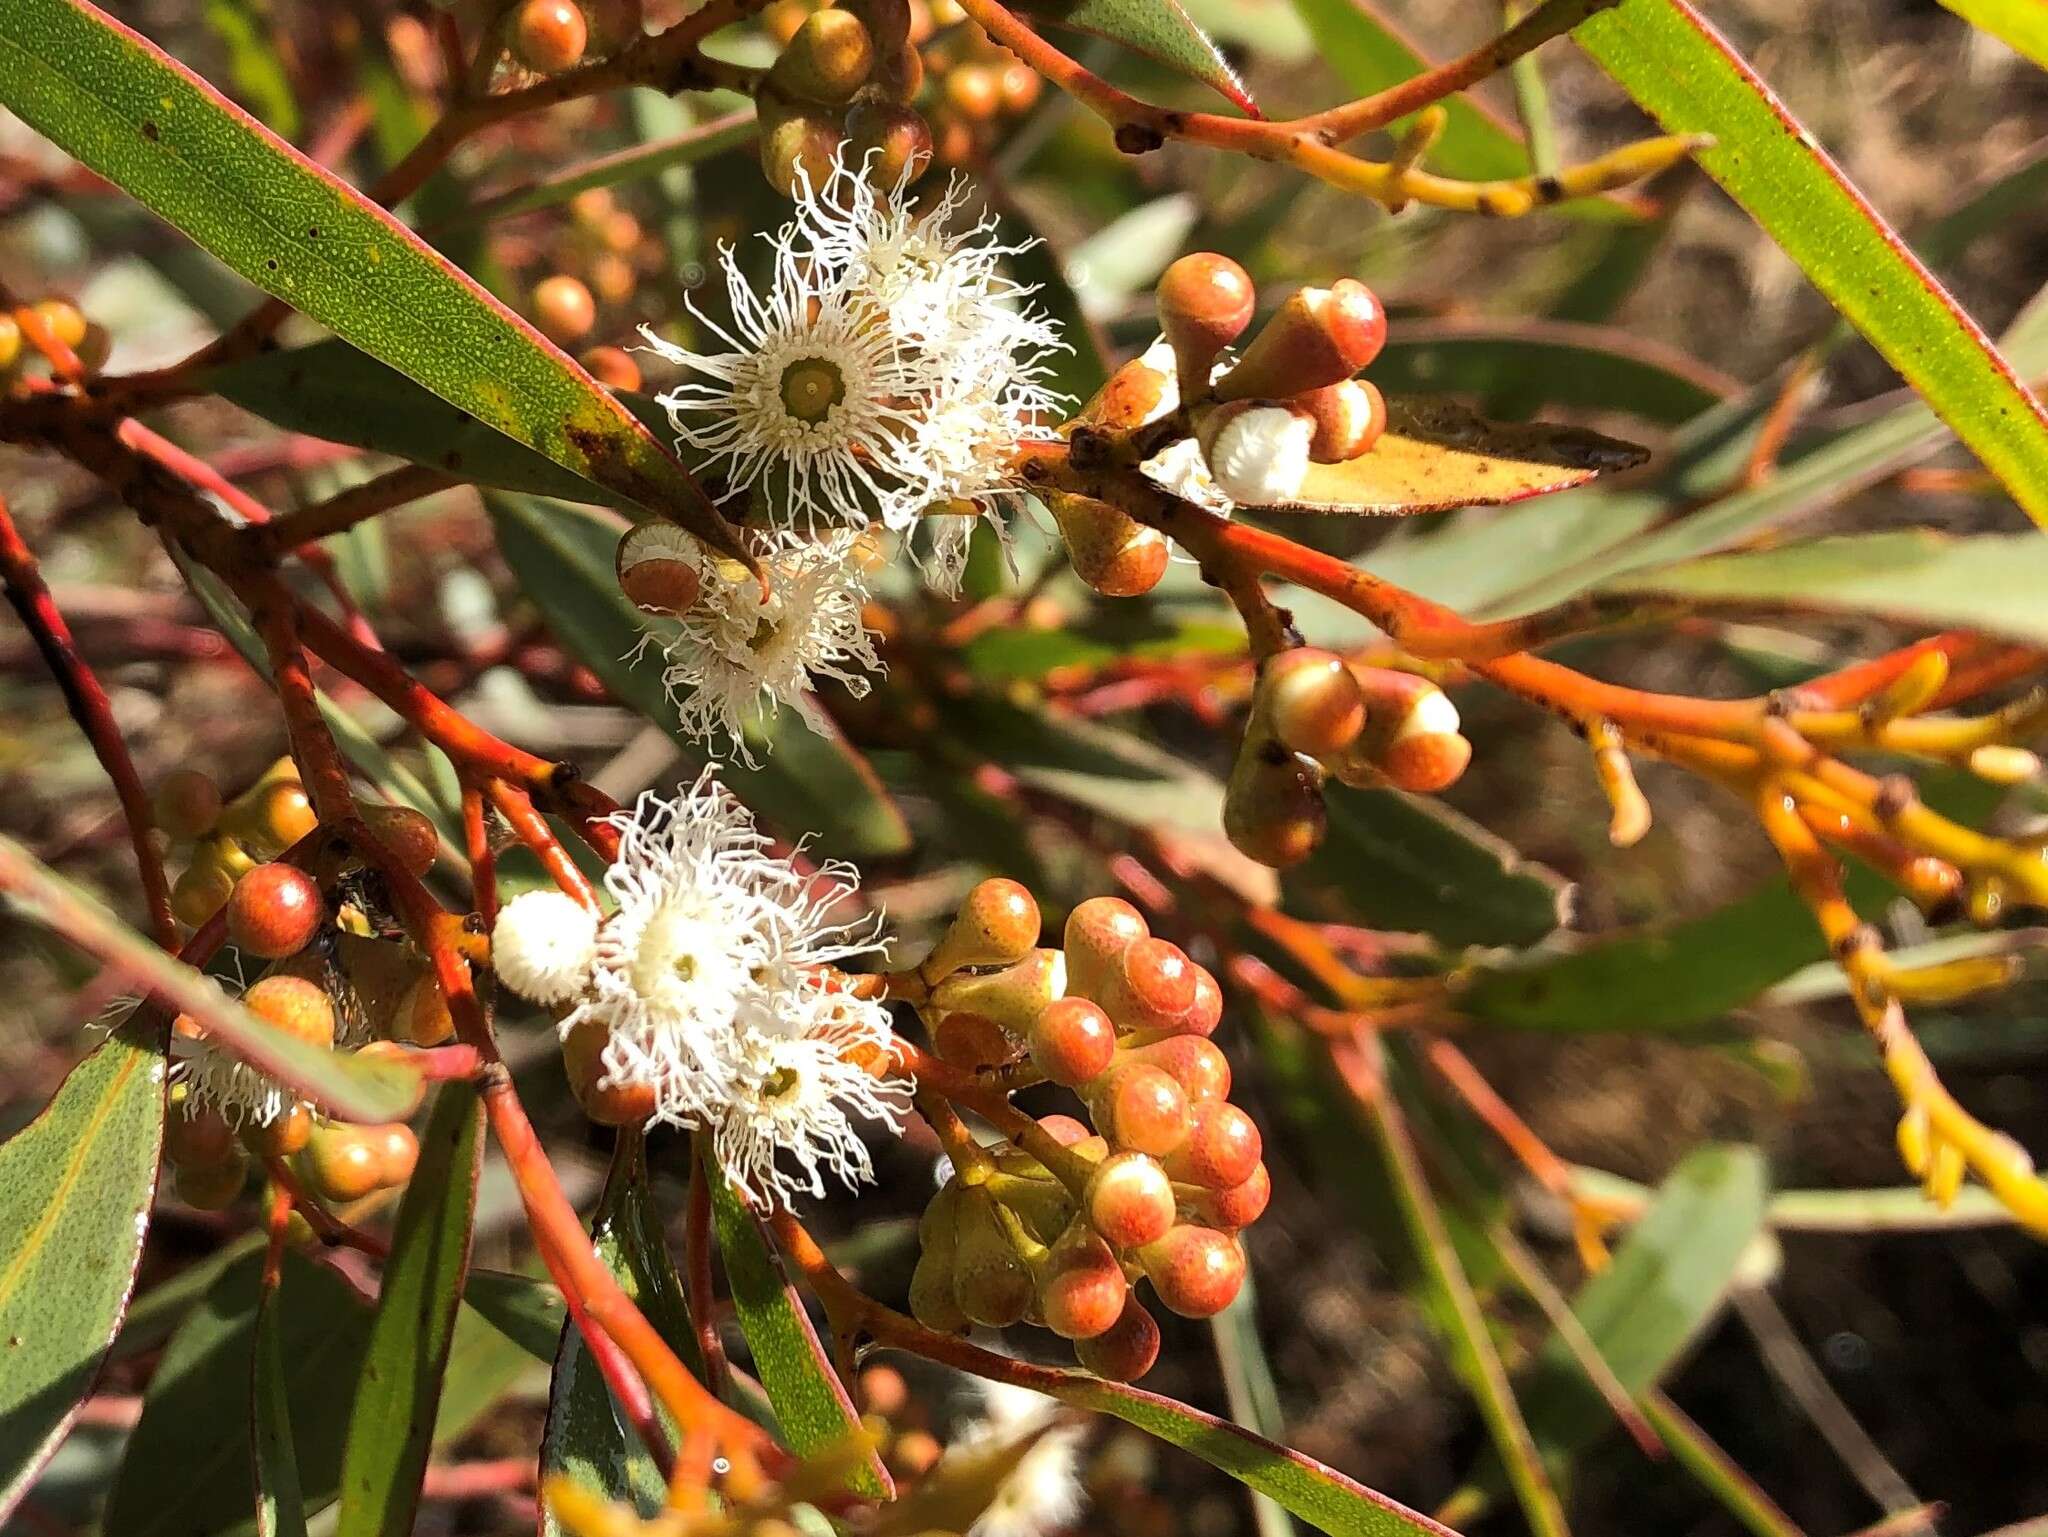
[4,0,2048,1534]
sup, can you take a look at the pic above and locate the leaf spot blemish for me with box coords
[141,121,160,142]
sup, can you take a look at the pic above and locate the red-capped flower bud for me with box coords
[1183,965,1223,1037]
[1036,1112,1095,1147]
[1197,400,1314,508]
[923,877,1041,980]
[563,1015,659,1126]
[1155,253,1256,404]
[1063,896,1149,1001]
[581,345,642,391]
[770,8,876,104]
[244,974,335,1050]
[1163,1100,1262,1190]
[1088,1063,1192,1157]
[513,0,589,72]
[301,1121,385,1204]
[1121,1035,1230,1103]
[844,98,933,183]
[1216,278,1386,403]
[1138,1225,1246,1318]
[155,768,223,842]
[363,803,439,878]
[1189,1161,1271,1230]
[1096,936,1199,1034]
[226,864,326,960]
[1047,492,1169,598]
[1076,1293,1162,1381]
[1297,378,1387,463]
[531,273,596,343]
[1085,1151,1177,1249]
[375,1122,420,1186]
[1262,647,1366,758]
[1029,997,1118,1087]
[1069,356,1175,433]
[166,1101,238,1170]
[1038,1233,1129,1341]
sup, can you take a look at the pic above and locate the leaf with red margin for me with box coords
[1576,0,2048,529]
[1018,0,1260,115]
[0,0,751,567]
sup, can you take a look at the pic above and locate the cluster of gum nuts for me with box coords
[158,758,438,928]
[763,0,1042,170]
[1045,252,1398,600]
[752,0,937,197]
[905,880,1268,1381]
[154,764,448,1212]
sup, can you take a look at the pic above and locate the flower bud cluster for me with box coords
[1156,253,1390,510]
[905,883,1267,1378]
[1225,649,1473,868]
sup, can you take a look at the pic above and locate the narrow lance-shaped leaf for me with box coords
[711,1174,893,1498]
[1575,0,2048,529]
[336,1084,486,1537]
[1016,0,1258,114]
[0,1015,166,1524]
[0,0,751,566]
[0,833,420,1122]
[252,1278,309,1537]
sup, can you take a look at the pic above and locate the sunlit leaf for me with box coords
[1263,397,1648,515]
[0,835,419,1122]
[1576,0,2048,528]
[0,0,749,563]
[1933,0,2048,71]
[336,1084,484,1537]
[1018,0,1258,113]
[251,1280,308,1537]
[1606,531,2048,645]
[711,1174,892,1497]
[0,1016,164,1523]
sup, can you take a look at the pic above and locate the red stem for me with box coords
[0,495,176,945]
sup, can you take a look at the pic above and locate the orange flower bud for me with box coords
[1215,278,1386,403]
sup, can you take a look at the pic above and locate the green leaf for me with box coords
[1605,530,2048,645]
[0,833,420,1123]
[1526,1145,1768,1459]
[1267,396,1648,514]
[1458,877,1832,1035]
[0,1016,165,1522]
[106,1252,375,1537]
[1209,1272,1298,1537]
[540,1145,698,1534]
[449,105,757,228]
[1575,0,2048,529]
[1373,319,1737,427]
[709,1175,892,1497]
[0,0,748,564]
[252,1281,308,1537]
[464,1268,571,1362]
[487,492,912,859]
[1041,1373,1457,1537]
[1639,1392,1807,1537]
[200,0,298,138]
[1358,1084,1566,1537]
[1017,0,1257,113]
[1284,787,1568,949]
[336,1084,484,1537]
[1934,0,2048,71]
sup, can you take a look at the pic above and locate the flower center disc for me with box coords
[779,358,846,425]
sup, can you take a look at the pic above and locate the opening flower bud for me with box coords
[1197,400,1314,508]
[1261,647,1367,758]
[493,888,600,1007]
[1138,1224,1246,1318]
[1297,378,1387,463]
[1215,278,1386,402]
[1155,253,1256,403]
[1338,678,1469,794]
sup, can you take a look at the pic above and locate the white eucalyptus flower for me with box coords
[557,771,908,1208]
[652,529,882,756]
